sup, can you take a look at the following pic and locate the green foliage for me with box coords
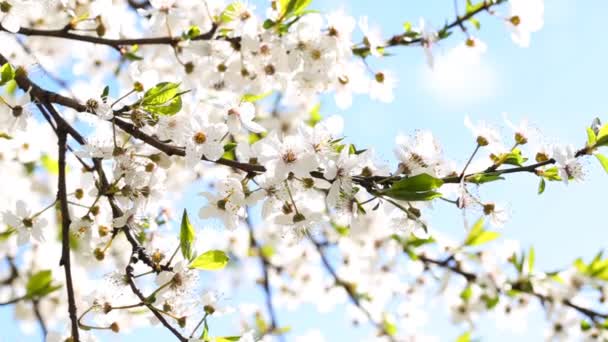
[180,210,196,261]
[464,217,500,246]
[381,174,444,202]
[538,178,546,194]
[183,25,201,39]
[279,0,313,19]
[466,173,504,184]
[455,331,471,342]
[466,0,485,13]
[123,45,143,61]
[595,153,608,174]
[596,123,608,146]
[307,103,322,126]
[573,252,608,280]
[0,63,15,86]
[141,82,185,116]
[586,127,597,146]
[189,250,230,270]
[501,148,527,166]
[25,270,61,299]
[241,91,272,103]
[460,285,473,302]
[41,154,60,175]
[100,85,110,100]
[382,316,397,336]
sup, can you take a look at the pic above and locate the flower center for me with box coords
[193,132,207,144]
[509,15,521,26]
[282,150,297,163]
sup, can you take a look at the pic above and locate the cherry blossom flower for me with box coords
[2,200,47,245]
[184,117,228,166]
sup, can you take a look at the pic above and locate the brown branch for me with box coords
[125,260,187,341]
[32,299,48,340]
[419,253,608,322]
[57,126,80,341]
[245,211,283,340]
[310,237,398,341]
[0,23,221,51]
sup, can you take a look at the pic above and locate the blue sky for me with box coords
[2,0,608,341]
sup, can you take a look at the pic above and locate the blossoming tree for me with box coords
[1,0,607,341]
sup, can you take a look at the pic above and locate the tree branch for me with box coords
[245,211,283,340]
[125,261,187,341]
[310,237,398,341]
[57,126,80,341]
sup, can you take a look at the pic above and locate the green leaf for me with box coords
[580,320,592,331]
[456,331,471,342]
[100,86,110,100]
[403,21,412,32]
[390,174,444,192]
[215,337,241,342]
[382,317,397,336]
[595,153,608,174]
[538,178,546,194]
[279,0,312,20]
[381,189,442,202]
[141,82,184,116]
[540,167,562,181]
[482,294,499,309]
[241,91,272,103]
[528,246,535,273]
[142,82,180,106]
[180,210,196,261]
[221,2,244,23]
[468,18,481,30]
[466,0,485,13]
[466,173,504,184]
[189,250,229,270]
[460,285,473,302]
[596,123,608,146]
[25,270,61,299]
[307,103,322,126]
[41,154,60,175]
[183,25,201,39]
[501,148,527,166]
[586,127,597,146]
[464,217,500,246]
[1,63,15,86]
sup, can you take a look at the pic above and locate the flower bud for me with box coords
[94,248,105,261]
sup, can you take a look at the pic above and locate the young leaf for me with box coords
[142,82,180,106]
[389,173,444,192]
[180,210,196,261]
[241,91,273,103]
[100,85,110,100]
[25,270,60,299]
[1,63,15,85]
[41,154,60,175]
[189,250,229,270]
[382,316,397,336]
[456,331,471,342]
[538,178,546,195]
[528,246,535,273]
[596,123,608,146]
[595,153,608,174]
[466,173,504,184]
[464,217,500,246]
[381,189,442,202]
[586,127,597,146]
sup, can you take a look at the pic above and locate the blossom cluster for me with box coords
[2,0,607,342]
